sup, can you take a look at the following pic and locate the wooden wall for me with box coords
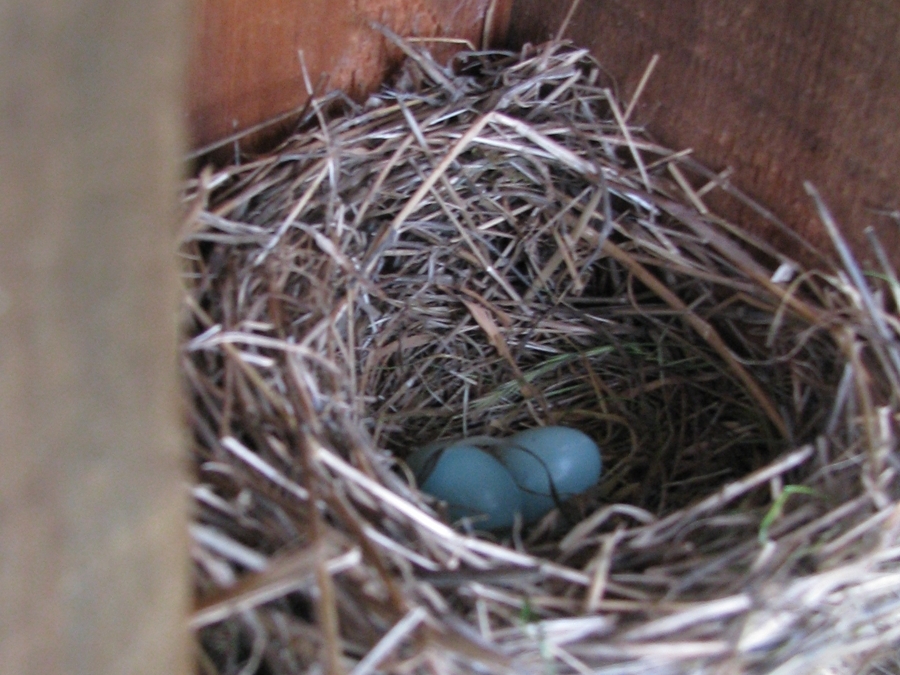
[508,0,900,268]
[0,1,190,674]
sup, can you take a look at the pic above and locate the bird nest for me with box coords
[180,39,900,675]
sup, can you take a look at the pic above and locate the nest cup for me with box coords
[181,40,900,675]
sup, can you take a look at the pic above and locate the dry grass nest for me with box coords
[180,38,900,675]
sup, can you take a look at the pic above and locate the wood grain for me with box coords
[507,0,900,268]
[0,1,190,673]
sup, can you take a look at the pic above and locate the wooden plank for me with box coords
[507,0,900,268]
[186,0,500,154]
[0,1,190,673]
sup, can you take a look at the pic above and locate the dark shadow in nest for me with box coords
[363,202,844,540]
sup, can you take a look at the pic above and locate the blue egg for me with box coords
[407,443,523,530]
[498,426,602,523]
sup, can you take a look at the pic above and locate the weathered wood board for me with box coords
[0,1,190,673]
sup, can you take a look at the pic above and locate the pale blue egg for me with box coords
[498,426,602,523]
[407,443,523,530]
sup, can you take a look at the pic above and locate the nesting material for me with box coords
[180,40,900,675]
